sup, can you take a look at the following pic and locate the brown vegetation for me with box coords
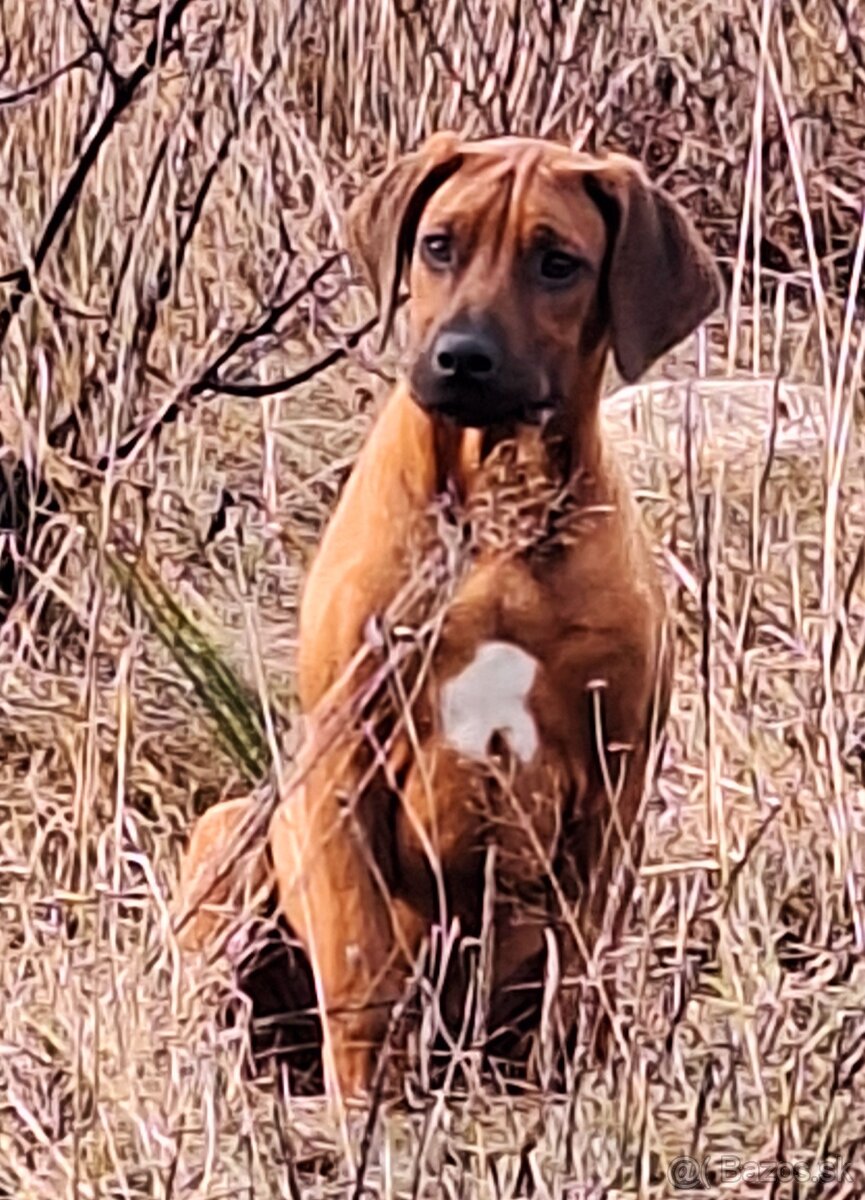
[1,0,864,1195]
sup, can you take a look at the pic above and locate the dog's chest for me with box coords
[438,639,541,765]
[424,525,662,779]
[395,439,662,772]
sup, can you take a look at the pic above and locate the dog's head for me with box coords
[347,133,722,430]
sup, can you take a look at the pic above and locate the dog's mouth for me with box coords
[409,373,555,431]
[424,398,548,430]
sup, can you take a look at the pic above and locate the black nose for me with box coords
[432,328,501,381]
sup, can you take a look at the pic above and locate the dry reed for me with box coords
[1,0,864,1195]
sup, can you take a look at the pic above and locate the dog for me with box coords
[176,132,721,1102]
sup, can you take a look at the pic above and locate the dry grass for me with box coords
[1,0,865,1196]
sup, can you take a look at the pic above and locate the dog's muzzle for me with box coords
[409,315,548,428]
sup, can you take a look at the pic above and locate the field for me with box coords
[1,0,865,1196]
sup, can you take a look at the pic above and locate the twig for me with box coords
[201,314,379,399]
[191,253,344,392]
[0,52,91,108]
[71,0,122,86]
[0,0,199,354]
[96,255,357,471]
[95,0,122,96]
[175,48,283,277]
[392,0,500,131]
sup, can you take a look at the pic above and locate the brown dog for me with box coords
[176,133,721,1101]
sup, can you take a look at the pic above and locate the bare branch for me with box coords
[0,52,91,108]
[175,49,282,277]
[201,313,379,399]
[93,256,361,472]
[71,0,122,87]
[0,0,199,353]
[192,252,344,390]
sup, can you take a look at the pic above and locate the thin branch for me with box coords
[174,84,242,275]
[0,5,10,83]
[94,260,364,471]
[392,0,499,132]
[107,133,172,323]
[499,0,523,129]
[175,49,282,277]
[67,0,125,175]
[460,0,508,128]
[0,52,91,108]
[201,314,379,399]
[71,0,122,86]
[191,252,343,390]
[95,0,123,96]
[0,0,199,353]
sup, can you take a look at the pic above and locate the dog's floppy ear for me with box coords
[346,131,463,345]
[584,155,722,383]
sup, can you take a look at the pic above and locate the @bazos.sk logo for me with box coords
[668,1154,854,1189]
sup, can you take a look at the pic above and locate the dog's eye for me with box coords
[421,234,453,267]
[539,250,583,283]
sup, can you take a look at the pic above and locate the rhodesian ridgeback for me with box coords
[176,132,721,1101]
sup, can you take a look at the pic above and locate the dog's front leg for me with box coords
[269,738,422,1101]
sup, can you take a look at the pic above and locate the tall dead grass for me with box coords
[1,0,864,1196]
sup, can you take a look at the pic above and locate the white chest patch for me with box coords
[439,640,540,764]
